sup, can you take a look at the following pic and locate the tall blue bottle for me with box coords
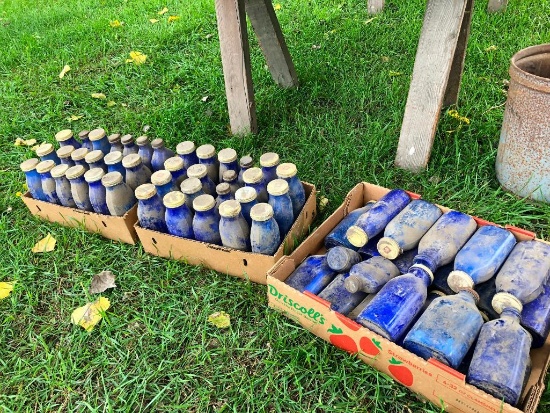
[85,150,108,173]
[196,144,219,184]
[344,256,400,294]
[267,179,294,239]
[318,273,368,316]
[163,191,194,238]
[285,255,336,293]
[55,129,81,149]
[135,183,167,232]
[164,156,187,187]
[243,167,268,203]
[324,202,375,250]
[79,130,93,151]
[215,183,232,210]
[326,246,362,273]
[36,143,60,164]
[88,128,110,155]
[122,153,152,191]
[180,177,204,212]
[121,134,139,157]
[104,151,126,180]
[108,133,123,153]
[56,145,76,168]
[193,194,222,245]
[150,138,175,172]
[66,165,93,211]
[235,186,258,227]
[84,168,110,214]
[20,158,46,201]
[51,164,77,208]
[187,164,216,196]
[250,203,281,255]
[260,152,280,184]
[521,281,550,348]
[102,172,136,216]
[219,200,250,251]
[136,136,154,170]
[276,163,306,218]
[222,170,240,196]
[151,170,178,199]
[218,148,239,183]
[70,148,90,170]
[176,141,200,170]
[238,155,253,186]
[36,160,61,204]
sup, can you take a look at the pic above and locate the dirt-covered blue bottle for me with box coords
[84,168,110,214]
[66,165,93,211]
[318,274,368,316]
[55,129,81,149]
[164,191,194,238]
[215,183,232,210]
[260,152,280,184]
[88,128,111,155]
[56,145,76,168]
[108,133,123,153]
[344,256,400,294]
[102,171,136,216]
[150,138,175,172]
[193,194,222,245]
[223,170,240,196]
[238,155,253,186]
[135,183,167,232]
[104,151,126,180]
[180,177,204,212]
[267,179,294,239]
[36,160,61,204]
[187,164,216,196]
[136,136,154,170]
[196,144,219,184]
[78,130,93,151]
[121,134,139,157]
[164,156,187,187]
[70,147,89,170]
[521,281,550,348]
[324,202,375,250]
[151,170,178,199]
[235,186,258,226]
[243,167,268,203]
[276,163,305,218]
[122,153,152,191]
[20,158,46,201]
[219,200,250,251]
[85,150,108,173]
[326,246,362,273]
[250,203,280,255]
[51,164,77,208]
[36,143,60,164]
[176,141,200,170]
[285,255,335,293]
[218,148,239,183]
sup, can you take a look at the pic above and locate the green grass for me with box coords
[1,0,550,411]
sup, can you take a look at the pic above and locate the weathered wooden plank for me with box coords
[488,0,508,12]
[245,0,298,88]
[215,0,258,135]
[367,0,385,14]
[395,0,468,172]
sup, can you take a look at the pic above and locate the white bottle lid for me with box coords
[447,270,475,293]
[346,225,368,248]
[377,237,402,260]
[492,292,523,314]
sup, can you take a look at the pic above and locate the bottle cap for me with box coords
[20,158,40,172]
[216,182,231,195]
[78,130,90,139]
[243,167,263,184]
[88,128,106,141]
[65,164,86,179]
[108,133,121,143]
[180,177,202,194]
[121,134,133,145]
[104,151,123,165]
[51,163,70,178]
[84,167,105,183]
[276,162,297,178]
[193,194,216,211]
[122,153,142,168]
[218,148,237,163]
[377,237,402,260]
[346,226,368,248]
[71,147,89,161]
[163,191,186,208]
[235,186,257,203]
[56,145,75,159]
[260,152,280,167]
[36,160,56,173]
[219,199,241,217]
[164,156,184,172]
[151,138,164,149]
[447,270,475,293]
[187,164,208,179]
[492,292,523,314]
[344,275,363,294]
[223,170,237,182]
[460,288,480,304]
[240,155,253,168]
[101,171,124,187]
[409,263,435,283]
[267,179,289,196]
[250,203,274,221]
[136,136,149,146]
[196,144,215,159]
[85,150,104,163]
[135,183,157,200]
[151,170,172,186]
[55,129,73,142]
[36,143,54,157]
[176,141,196,155]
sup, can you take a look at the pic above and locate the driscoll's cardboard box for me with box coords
[21,192,138,244]
[267,182,550,413]
[135,182,317,284]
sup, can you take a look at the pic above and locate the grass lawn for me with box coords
[1,0,550,411]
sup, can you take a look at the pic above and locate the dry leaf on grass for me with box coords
[168,15,180,23]
[149,18,159,24]
[14,138,37,147]
[158,7,169,15]
[31,233,56,253]
[91,93,106,99]
[59,64,71,79]
[208,311,231,328]
[274,3,282,10]
[126,51,147,65]
[109,20,123,28]
[0,282,14,300]
[67,114,84,121]
[71,297,111,331]
[107,101,116,107]
[319,196,329,211]
[89,271,116,294]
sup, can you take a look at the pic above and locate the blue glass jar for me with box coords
[164,156,187,187]
[56,145,75,168]
[66,165,93,211]
[84,168,110,214]
[250,203,280,255]
[324,202,375,250]
[219,200,250,251]
[78,130,93,151]
[346,189,411,248]
[151,170,178,199]
[196,144,219,184]
[222,170,240,196]
[70,147,90,170]
[85,150,108,173]
[238,155,253,186]
[136,136,154,170]
[88,128,111,155]
[187,164,216,196]
[521,282,550,348]
[180,177,204,212]
[102,171,136,216]
[192,194,222,245]
[392,247,418,274]
[135,183,167,232]
[344,256,400,294]
[215,183,232,210]
[348,294,377,321]
[218,148,239,183]
[121,134,139,157]
[122,153,152,191]
[36,160,61,204]
[20,158,47,201]
[243,167,268,203]
[326,246,362,273]
[260,152,280,184]
[36,143,60,164]
[267,179,294,239]
[150,138,175,172]
[50,164,76,208]
[318,273,368,316]
[104,151,126,180]
[235,186,258,227]
[176,141,200,170]
[163,191,194,238]
[108,133,123,153]
[276,163,306,218]
[285,255,335,293]
[377,199,442,259]
[55,129,81,149]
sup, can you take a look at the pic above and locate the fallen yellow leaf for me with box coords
[168,15,180,23]
[24,138,37,146]
[14,138,25,146]
[31,233,56,253]
[67,114,84,121]
[91,93,106,99]
[149,18,159,24]
[71,297,111,332]
[389,71,403,77]
[447,109,471,125]
[485,45,498,52]
[158,7,169,15]
[109,20,123,28]
[15,138,36,147]
[208,311,230,328]
[107,100,116,107]
[0,282,14,300]
[319,196,329,211]
[59,64,71,79]
[126,51,147,65]
[274,3,282,10]
[15,191,23,197]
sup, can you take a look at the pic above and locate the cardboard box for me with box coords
[21,192,138,244]
[267,182,550,413]
[135,182,317,284]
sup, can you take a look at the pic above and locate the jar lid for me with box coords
[108,133,121,143]
[377,237,402,260]
[151,170,172,186]
[88,128,106,141]
[218,148,237,163]
[447,270,475,293]
[101,171,124,187]
[216,182,231,195]
[85,149,104,163]
[36,160,56,173]
[104,151,123,165]
[65,164,86,179]
[176,141,196,155]
[223,170,237,182]
[151,138,164,149]
[20,158,40,172]
[243,167,263,184]
[409,263,435,283]
[260,152,280,167]
[122,153,142,168]
[276,162,297,178]
[219,199,241,217]
[163,191,186,208]
[56,145,75,159]
[196,144,215,159]
[267,179,289,196]
[180,177,202,194]
[36,143,54,157]
[187,164,207,179]
[84,167,106,183]
[193,194,216,211]
[235,186,257,203]
[121,134,133,145]
[492,292,523,314]
[250,203,274,221]
[71,147,89,161]
[135,183,157,200]
[136,136,149,146]
[55,129,73,142]
[51,163,70,178]
[78,130,90,139]
[164,156,184,171]
[240,155,253,168]
[346,226,368,248]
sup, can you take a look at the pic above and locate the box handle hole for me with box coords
[101,221,107,228]
[152,237,157,245]
[36,205,41,212]
[243,259,248,267]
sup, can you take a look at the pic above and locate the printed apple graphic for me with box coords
[327,324,358,353]
[388,357,414,387]
[335,312,362,331]
[359,337,382,357]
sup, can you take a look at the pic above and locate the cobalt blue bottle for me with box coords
[151,170,178,199]
[55,129,81,149]
[344,256,400,294]
[267,179,294,239]
[324,202,375,250]
[197,143,219,184]
[84,168,110,214]
[250,203,280,255]
[65,165,93,211]
[151,138,175,172]
[56,145,75,168]
[176,141,200,170]
[235,186,258,227]
[164,191,194,238]
[70,147,90,170]
[346,189,411,249]
[51,164,77,208]
[218,148,239,183]
[318,273,368,316]
[187,164,216,196]
[243,167,268,203]
[104,151,126,180]
[79,130,93,151]
[260,152,280,184]
[36,160,61,204]
[135,183,167,232]
[121,134,139,157]
[136,136,154,170]
[180,177,204,212]
[20,158,46,201]
[36,143,60,164]
[219,200,250,251]
[392,247,418,274]
[285,255,335,293]
[222,170,240,196]
[238,155,253,186]
[102,172,136,216]
[276,163,306,218]
[122,153,152,191]
[521,281,550,348]
[326,246,362,273]
[85,150,108,173]
[108,133,123,153]
[88,128,110,155]
[164,156,187,187]
[193,194,222,245]
[215,183,232,210]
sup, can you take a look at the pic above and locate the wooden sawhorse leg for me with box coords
[394,0,473,172]
[487,0,508,12]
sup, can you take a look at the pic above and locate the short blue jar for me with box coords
[164,156,187,187]
[104,151,126,180]
[84,168,110,214]
[151,170,178,199]
[36,143,60,164]
[243,167,268,203]
[151,138,175,172]
[250,203,280,255]
[122,153,152,191]
[193,194,222,245]
[222,170,240,196]
[121,134,139,157]
[215,183,233,210]
[20,158,47,201]
[70,147,90,170]
[88,128,111,155]
[276,162,306,218]
[66,164,93,211]
[36,160,61,204]
[196,144,219,184]
[176,141,200,170]
[136,136,154,170]
[267,179,294,239]
[108,133,123,153]
[260,152,280,184]
[164,191,194,239]
[218,148,239,184]
[238,155,253,186]
[187,164,216,196]
[78,130,93,151]
[180,177,204,212]
[55,129,81,149]
[85,150,108,174]
[235,186,258,227]
[219,199,250,251]
[56,145,76,168]
[135,183,167,232]
[51,164,76,208]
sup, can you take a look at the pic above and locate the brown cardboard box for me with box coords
[21,192,138,244]
[267,182,550,413]
[135,182,317,284]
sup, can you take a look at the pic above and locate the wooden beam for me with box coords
[215,0,258,135]
[488,0,508,12]
[367,0,385,14]
[245,0,298,88]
